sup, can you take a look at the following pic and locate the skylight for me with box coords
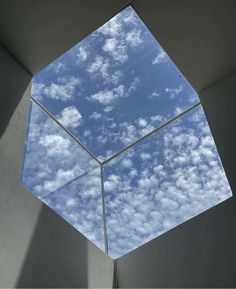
[22,6,232,258]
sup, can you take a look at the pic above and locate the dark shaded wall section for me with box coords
[133,0,236,92]
[116,71,236,288]
[0,44,31,137]
[0,44,113,288]
[0,0,130,75]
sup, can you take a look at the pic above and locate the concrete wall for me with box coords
[0,0,129,75]
[116,71,236,288]
[0,44,31,137]
[0,45,114,288]
[133,0,236,92]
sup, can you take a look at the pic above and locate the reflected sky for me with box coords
[32,6,199,161]
[103,106,232,258]
[22,5,233,258]
[22,102,105,250]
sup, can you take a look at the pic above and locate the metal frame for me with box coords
[30,96,101,165]
[102,102,201,165]
[30,95,201,256]
[100,165,109,253]
[23,3,205,257]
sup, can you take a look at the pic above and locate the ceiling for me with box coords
[133,0,236,92]
[0,0,235,92]
[0,0,130,75]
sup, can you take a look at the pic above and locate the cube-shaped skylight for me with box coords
[22,6,232,258]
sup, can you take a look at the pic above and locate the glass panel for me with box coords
[103,105,232,258]
[21,101,104,250]
[32,6,199,160]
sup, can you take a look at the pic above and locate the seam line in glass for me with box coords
[100,165,109,253]
[30,96,102,165]
[40,172,91,199]
[102,102,201,165]
[30,96,201,255]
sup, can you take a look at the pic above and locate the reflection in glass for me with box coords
[22,101,104,250]
[31,6,199,160]
[22,4,233,258]
[103,105,232,258]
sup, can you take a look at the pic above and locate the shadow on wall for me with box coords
[16,203,89,288]
[116,195,236,288]
[0,42,113,288]
[0,44,31,138]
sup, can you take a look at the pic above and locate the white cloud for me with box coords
[106,70,123,86]
[121,158,133,168]
[160,197,179,210]
[119,123,137,145]
[39,134,71,157]
[42,76,80,101]
[87,55,104,73]
[87,55,110,79]
[46,61,66,73]
[89,111,102,121]
[103,38,128,63]
[76,46,88,62]
[128,77,141,94]
[101,69,123,86]
[140,152,151,161]
[151,115,164,123]
[66,198,77,207]
[104,106,114,113]
[96,113,167,151]
[87,84,125,106]
[123,8,138,25]
[152,48,168,65]
[100,10,143,63]
[125,29,142,47]
[103,38,117,52]
[83,129,91,138]
[104,174,121,192]
[57,106,82,129]
[138,118,147,128]
[149,91,161,99]
[174,106,183,114]
[31,81,45,100]
[188,92,198,104]
[118,116,158,146]
[165,85,183,99]
[87,76,140,115]
[98,16,122,37]
[39,164,83,193]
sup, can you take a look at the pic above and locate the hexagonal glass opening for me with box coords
[21,6,232,258]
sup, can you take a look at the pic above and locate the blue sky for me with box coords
[22,103,105,249]
[31,6,198,161]
[22,6,232,258]
[104,106,232,257]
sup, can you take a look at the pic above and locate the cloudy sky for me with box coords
[22,103,105,249]
[22,6,232,258]
[31,6,198,161]
[104,106,232,257]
